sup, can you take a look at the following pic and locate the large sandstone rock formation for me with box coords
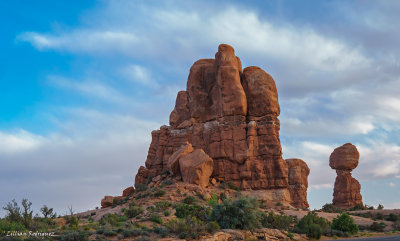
[330,143,363,208]
[135,44,310,208]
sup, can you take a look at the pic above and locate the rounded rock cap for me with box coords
[329,143,359,171]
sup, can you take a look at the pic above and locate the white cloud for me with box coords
[17,5,370,73]
[310,183,333,190]
[0,130,45,154]
[389,182,396,187]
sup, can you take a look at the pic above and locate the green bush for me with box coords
[124,206,144,218]
[103,229,117,236]
[175,204,210,222]
[293,212,330,239]
[321,203,342,213]
[209,196,262,230]
[154,201,171,210]
[153,189,166,197]
[207,193,218,206]
[206,221,220,233]
[182,196,197,204]
[219,182,240,191]
[386,213,398,222]
[331,213,358,234]
[377,204,384,210]
[122,228,142,237]
[100,214,117,226]
[69,216,78,229]
[368,222,386,232]
[309,223,322,239]
[161,179,174,186]
[165,217,205,234]
[150,214,162,224]
[0,219,26,232]
[260,211,296,230]
[164,210,170,216]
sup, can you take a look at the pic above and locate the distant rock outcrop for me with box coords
[134,44,310,208]
[330,143,363,208]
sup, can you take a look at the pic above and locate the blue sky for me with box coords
[1,0,400,216]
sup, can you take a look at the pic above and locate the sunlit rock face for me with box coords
[135,44,310,208]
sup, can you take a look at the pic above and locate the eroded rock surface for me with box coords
[134,44,310,207]
[330,143,363,208]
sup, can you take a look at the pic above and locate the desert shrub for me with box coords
[164,210,170,216]
[117,215,128,222]
[101,214,117,227]
[135,184,148,192]
[209,196,262,230]
[153,189,166,197]
[309,223,322,239]
[124,206,144,218]
[154,201,171,210]
[331,213,358,234]
[260,211,296,230]
[69,216,79,229]
[150,214,162,224]
[103,229,117,236]
[58,231,89,241]
[122,228,142,237]
[175,204,210,222]
[293,212,330,239]
[321,203,342,213]
[377,204,384,210]
[0,219,26,232]
[386,213,398,222]
[276,201,283,207]
[369,222,386,232]
[182,196,197,204]
[207,193,218,206]
[165,217,205,235]
[90,212,96,216]
[206,221,220,233]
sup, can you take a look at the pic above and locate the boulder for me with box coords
[100,196,113,209]
[179,149,214,188]
[167,142,194,175]
[122,186,134,197]
[329,143,359,171]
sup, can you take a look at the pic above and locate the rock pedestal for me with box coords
[330,143,363,208]
[134,44,310,208]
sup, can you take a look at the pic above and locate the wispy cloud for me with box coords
[49,75,130,104]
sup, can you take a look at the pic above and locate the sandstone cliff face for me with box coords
[135,44,310,208]
[330,143,363,208]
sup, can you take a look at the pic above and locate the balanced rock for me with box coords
[330,143,363,208]
[134,44,310,207]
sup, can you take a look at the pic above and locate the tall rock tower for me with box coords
[135,44,310,208]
